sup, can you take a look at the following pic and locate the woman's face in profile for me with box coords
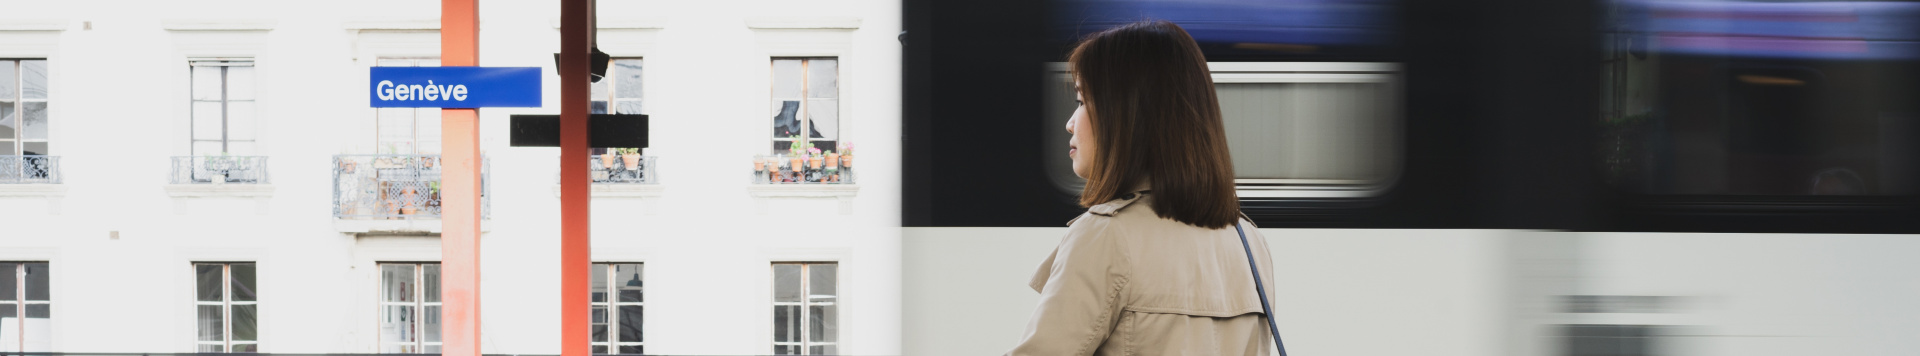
[1066,83,1095,179]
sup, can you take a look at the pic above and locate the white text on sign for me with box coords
[377,80,470,102]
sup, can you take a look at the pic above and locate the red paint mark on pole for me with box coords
[441,1,481,356]
[560,1,595,356]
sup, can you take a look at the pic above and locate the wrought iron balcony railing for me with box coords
[171,156,270,184]
[0,155,60,184]
[332,155,489,220]
[589,154,657,184]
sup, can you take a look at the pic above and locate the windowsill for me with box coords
[162,19,277,31]
[165,184,274,215]
[334,218,491,234]
[550,183,666,198]
[165,184,276,197]
[0,20,70,31]
[744,16,862,30]
[0,184,67,215]
[747,184,859,215]
[0,184,66,197]
[747,184,860,198]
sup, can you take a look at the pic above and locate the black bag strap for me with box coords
[1234,221,1289,356]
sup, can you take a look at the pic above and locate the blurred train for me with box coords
[901,0,1920,355]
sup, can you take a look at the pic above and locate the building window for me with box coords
[591,263,643,354]
[190,60,257,157]
[194,262,257,352]
[0,262,50,352]
[379,263,441,353]
[592,58,644,115]
[772,262,836,355]
[591,58,644,157]
[769,58,839,154]
[375,58,440,155]
[0,59,48,156]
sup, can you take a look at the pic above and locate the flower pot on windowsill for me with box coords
[602,153,617,170]
[622,153,642,171]
[399,188,420,215]
[789,155,805,178]
[841,154,853,169]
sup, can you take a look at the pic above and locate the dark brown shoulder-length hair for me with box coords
[1070,20,1240,229]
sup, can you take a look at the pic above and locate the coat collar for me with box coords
[1067,179,1153,226]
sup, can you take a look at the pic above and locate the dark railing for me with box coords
[0,155,60,184]
[171,156,270,184]
[332,155,489,220]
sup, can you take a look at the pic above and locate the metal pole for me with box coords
[440,1,483,356]
[559,1,596,356]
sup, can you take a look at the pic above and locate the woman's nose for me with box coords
[1064,116,1074,134]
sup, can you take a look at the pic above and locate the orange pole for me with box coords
[559,1,595,356]
[440,1,482,356]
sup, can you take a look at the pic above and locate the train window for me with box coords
[1044,62,1402,199]
[1600,0,1920,196]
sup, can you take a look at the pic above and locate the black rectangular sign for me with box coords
[509,114,649,148]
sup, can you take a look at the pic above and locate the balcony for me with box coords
[0,155,60,184]
[751,153,855,185]
[170,156,269,184]
[590,154,657,184]
[332,155,489,222]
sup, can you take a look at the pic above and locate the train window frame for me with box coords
[1043,62,1404,200]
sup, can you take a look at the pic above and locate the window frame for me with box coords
[1,262,50,352]
[188,60,256,157]
[193,262,258,352]
[372,58,441,155]
[1,59,49,156]
[377,262,442,353]
[590,57,644,156]
[770,262,837,355]
[768,57,842,154]
[590,262,644,354]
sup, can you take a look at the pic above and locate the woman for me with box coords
[1007,20,1278,356]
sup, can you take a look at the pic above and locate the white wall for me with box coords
[0,0,900,354]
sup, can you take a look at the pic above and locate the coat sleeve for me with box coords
[1006,220,1131,356]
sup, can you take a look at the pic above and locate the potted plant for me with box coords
[428,181,441,213]
[824,151,840,182]
[374,144,404,169]
[808,147,824,170]
[619,148,642,170]
[839,142,854,169]
[753,155,768,182]
[400,187,419,215]
[601,149,618,169]
[787,138,808,180]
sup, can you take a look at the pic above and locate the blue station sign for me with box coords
[370,67,542,108]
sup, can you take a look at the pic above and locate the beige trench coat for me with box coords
[1007,188,1277,356]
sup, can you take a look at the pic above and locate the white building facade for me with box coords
[0,0,902,354]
